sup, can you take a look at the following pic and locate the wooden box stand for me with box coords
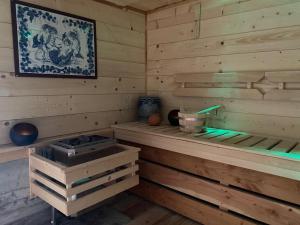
[29,144,140,216]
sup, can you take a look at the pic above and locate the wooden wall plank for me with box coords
[0,48,14,73]
[0,93,140,121]
[265,90,300,101]
[211,111,300,139]
[201,0,300,20]
[99,59,144,78]
[266,71,300,82]
[0,0,11,23]
[0,109,134,145]
[97,22,145,48]
[148,26,300,60]
[148,49,300,75]
[0,75,144,96]
[0,23,12,48]
[147,3,201,30]
[174,88,263,100]
[175,72,264,83]
[147,90,300,118]
[148,22,200,45]
[98,41,145,63]
[200,2,300,38]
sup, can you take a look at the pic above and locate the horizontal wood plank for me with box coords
[68,175,139,215]
[175,72,264,83]
[129,143,300,205]
[132,180,256,225]
[200,2,300,38]
[139,160,300,225]
[148,26,300,60]
[174,87,263,100]
[148,49,300,75]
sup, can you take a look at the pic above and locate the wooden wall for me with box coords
[0,0,146,146]
[0,0,145,224]
[146,0,300,139]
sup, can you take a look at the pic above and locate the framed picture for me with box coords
[11,0,97,79]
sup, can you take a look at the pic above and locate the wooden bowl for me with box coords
[178,112,207,133]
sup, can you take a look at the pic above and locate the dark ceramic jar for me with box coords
[137,96,161,121]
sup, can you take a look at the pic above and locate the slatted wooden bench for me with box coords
[113,122,300,225]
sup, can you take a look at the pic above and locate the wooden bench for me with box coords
[113,122,300,225]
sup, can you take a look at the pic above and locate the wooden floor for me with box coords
[9,193,200,225]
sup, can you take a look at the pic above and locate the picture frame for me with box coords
[11,0,97,79]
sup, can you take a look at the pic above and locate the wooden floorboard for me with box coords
[8,193,201,225]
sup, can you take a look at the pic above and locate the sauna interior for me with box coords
[1,0,300,224]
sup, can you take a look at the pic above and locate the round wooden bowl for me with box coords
[178,112,207,133]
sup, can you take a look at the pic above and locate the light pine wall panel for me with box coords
[146,0,300,139]
[0,0,145,145]
[0,1,145,224]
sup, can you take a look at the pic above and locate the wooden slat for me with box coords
[236,136,266,147]
[211,132,241,142]
[174,88,263,100]
[270,140,297,153]
[133,180,256,225]
[250,138,281,151]
[67,165,139,197]
[199,131,228,139]
[114,124,300,180]
[30,171,67,197]
[130,143,300,205]
[175,72,264,83]
[68,175,139,215]
[291,144,300,154]
[30,153,66,184]
[222,134,252,145]
[31,182,67,215]
[65,148,139,183]
[139,160,300,225]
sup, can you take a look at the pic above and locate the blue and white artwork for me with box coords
[12,1,97,79]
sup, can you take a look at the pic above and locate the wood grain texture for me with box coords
[174,87,263,100]
[131,143,300,205]
[113,123,300,181]
[146,0,300,139]
[132,180,256,225]
[139,160,300,225]
[0,0,146,151]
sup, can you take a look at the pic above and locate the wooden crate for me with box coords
[29,144,140,216]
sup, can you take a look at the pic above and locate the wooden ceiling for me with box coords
[103,0,185,12]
